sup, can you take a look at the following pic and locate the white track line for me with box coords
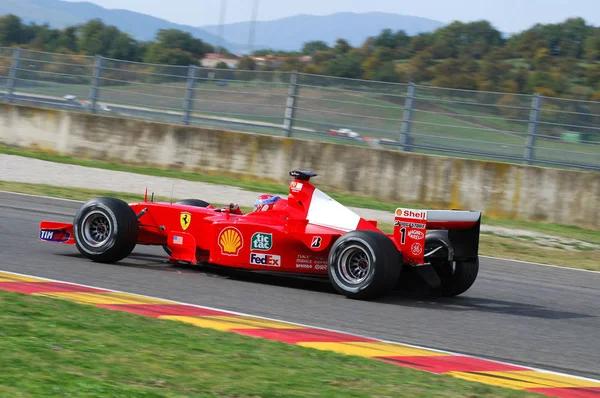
[480,256,600,274]
[2,269,599,384]
[0,190,85,204]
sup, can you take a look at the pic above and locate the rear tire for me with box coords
[438,258,479,297]
[73,197,139,263]
[328,230,401,300]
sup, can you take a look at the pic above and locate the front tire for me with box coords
[328,230,401,300]
[73,197,139,263]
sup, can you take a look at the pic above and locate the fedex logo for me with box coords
[395,208,427,220]
[250,253,281,267]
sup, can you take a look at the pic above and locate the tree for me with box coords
[586,65,600,88]
[153,29,209,57]
[0,14,24,46]
[431,57,478,90]
[479,49,511,88]
[371,61,403,83]
[526,71,568,94]
[312,50,333,65]
[77,19,140,61]
[302,40,330,55]
[333,38,351,54]
[409,33,432,54]
[514,30,547,61]
[324,52,363,78]
[584,30,600,61]
[428,20,503,59]
[237,56,257,71]
[143,29,210,65]
[374,29,396,49]
[408,50,434,82]
[511,68,530,93]
[532,48,553,71]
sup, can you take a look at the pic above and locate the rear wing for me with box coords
[393,208,481,265]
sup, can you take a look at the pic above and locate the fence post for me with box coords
[283,70,299,137]
[400,82,415,151]
[182,65,198,125]
[524,93,542,165]
[88,55,102,114]
[7,47,21,103]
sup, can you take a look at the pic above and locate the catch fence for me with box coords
[1,47,598,171]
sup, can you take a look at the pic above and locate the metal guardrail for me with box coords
[1,47,598,171]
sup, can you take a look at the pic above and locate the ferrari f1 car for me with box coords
[39,170,481,300]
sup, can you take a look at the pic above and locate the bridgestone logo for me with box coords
[395,221,426,228]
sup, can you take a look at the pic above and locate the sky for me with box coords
[64,0,599,33]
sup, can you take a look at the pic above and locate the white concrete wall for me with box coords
[1,103,598,229]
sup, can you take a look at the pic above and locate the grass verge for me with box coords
[0,290,538,397]
[2,181,598,271]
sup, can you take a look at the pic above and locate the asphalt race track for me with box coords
[1,191,599,380]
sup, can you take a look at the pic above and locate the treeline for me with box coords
[260,18,600,100]
[0,15,221,65]
[1,14,599,99]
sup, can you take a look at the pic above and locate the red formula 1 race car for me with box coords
[39,170,482,300]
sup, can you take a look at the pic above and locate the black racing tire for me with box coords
[328,230,401,300]
[73,197,139,263]
[175,199,211,207]
[438,258,479,297]
[163,198,211,256]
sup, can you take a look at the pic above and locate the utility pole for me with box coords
[216,0,227,55]
[247,0,260,54]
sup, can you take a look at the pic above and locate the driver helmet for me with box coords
[254,194,281,212]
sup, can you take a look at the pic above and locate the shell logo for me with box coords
[218,227,243,256]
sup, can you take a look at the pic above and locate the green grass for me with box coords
[2,180,599,271]
[0,291,538,397]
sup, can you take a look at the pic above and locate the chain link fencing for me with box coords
[1,47,598,171]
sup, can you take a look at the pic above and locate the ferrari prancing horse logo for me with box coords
[180,212,192,230]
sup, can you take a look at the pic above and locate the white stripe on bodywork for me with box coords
[306,189,361,232]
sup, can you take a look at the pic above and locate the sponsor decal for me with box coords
[291,182,303,192]
[395,208,427,220]
[40,230,54,240]
[251,232,272,251]
[296,254,313,269]
[311,236,322,248]
[180,212,192,230]
[394,221,426,229]
[408,230,425,240]
[39,230,70,242]
[314,262,328,270]
[411,242,423,256]
[250,253,281,267]
[218,227,243,256]
[173,235,183,245]
[295,254,328,270]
